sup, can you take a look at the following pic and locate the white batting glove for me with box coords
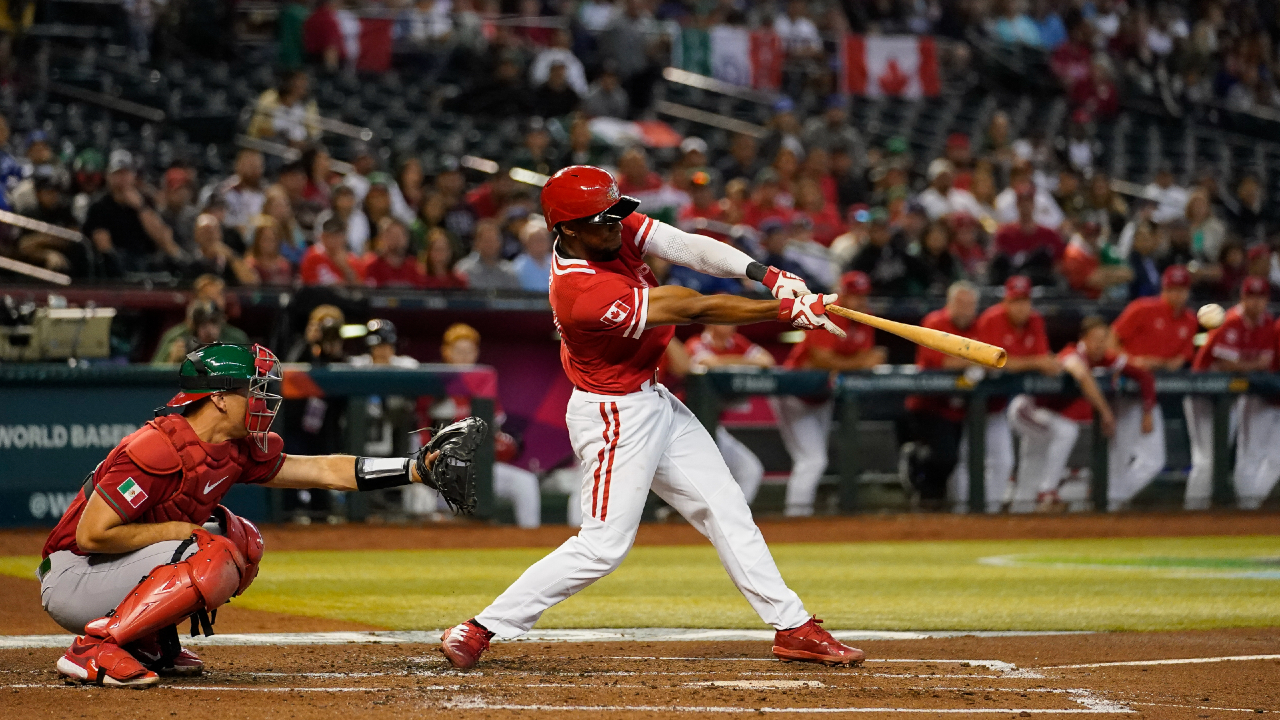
[762,266,812,299]
[778,293,846,339]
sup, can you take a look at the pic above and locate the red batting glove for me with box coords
[762,266,812,299]
[778,293,845,338]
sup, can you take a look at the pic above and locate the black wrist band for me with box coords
[746,262,767,282]
[355,457,413,491]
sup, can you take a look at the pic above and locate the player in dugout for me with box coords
[439,165,866,670]
[37,343,471,687]
[771,270,886,517]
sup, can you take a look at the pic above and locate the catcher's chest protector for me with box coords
[91,415,273,525]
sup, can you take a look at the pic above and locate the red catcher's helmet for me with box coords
[540,165,640,231]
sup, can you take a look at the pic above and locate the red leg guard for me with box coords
[213,505,263,595]
[85,529,247,648]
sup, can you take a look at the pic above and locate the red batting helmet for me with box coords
[540,165,640,231]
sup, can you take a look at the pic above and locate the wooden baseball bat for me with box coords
[825,304,1007,369]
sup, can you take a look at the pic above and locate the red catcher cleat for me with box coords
[56,635,159,688]
[772,617,865,667]
[440,620,493,669]
[127,633,204,676]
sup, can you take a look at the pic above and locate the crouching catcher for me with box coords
[38,343,483,687]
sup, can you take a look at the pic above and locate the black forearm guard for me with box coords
[354,457,413,491]
[745,261,768,282]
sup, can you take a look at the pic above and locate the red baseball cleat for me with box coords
[439,619,493,669]
[772,617,865,666]
[127,633,204,676]
[56,635,159,688]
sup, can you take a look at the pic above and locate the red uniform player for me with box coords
[439,165,864,670]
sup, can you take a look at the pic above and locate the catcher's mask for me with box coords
[166,343,283,451]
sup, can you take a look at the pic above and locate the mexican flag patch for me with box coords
[118,478,148,508]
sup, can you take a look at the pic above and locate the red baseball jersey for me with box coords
[685,330,771,366]
[1039,344,1156,422]
[1192,306,1275,371]
[1111,296,1198,363]
[42,421,285,557]
[975,303,1050,411]
[549,212,676,395]
[363,254,427,289]
[783,314,876,369]
[905,308,975,422]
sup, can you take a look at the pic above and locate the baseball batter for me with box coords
[1109,265,1197,508]
[37,343,465,687]
[685,324,775,505]
[955,276,1058,512]
[1186,277,1276,509]
[772,271,885,517]
[439,165,864,669]
[1009,317,1156,512]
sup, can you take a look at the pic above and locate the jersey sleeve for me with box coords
[569,274,650,338]
[1110,303,1140,348]
[94,453,165,523]
[238,432,287,485]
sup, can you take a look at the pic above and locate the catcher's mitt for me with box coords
[414,416,487,514]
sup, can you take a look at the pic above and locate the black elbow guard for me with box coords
[354,457,413,491]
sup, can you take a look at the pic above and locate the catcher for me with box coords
[37,343,484,687]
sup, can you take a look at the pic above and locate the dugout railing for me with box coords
[685,367,1280,513]
[0,363,497,527]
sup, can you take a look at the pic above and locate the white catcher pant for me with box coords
[1007,395,1079,513]
[1107,399,1166,510]
[949,412,1015,514]
[475,385,809,639]
[771,396,834,516]
[716,425,764,505]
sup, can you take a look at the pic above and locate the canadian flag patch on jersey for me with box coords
[601,299,631,325]
[118,477,148,508]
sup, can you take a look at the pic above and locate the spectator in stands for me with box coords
[801,96,864,158]
[460,54,534,118]
[411,191,453,256]
[533,62,582,118]
[1084,171,1129,240]
[422,227,467,289]
[1051,9,1094,89]
[187,213,257,286]
[14,170,89,276]
[991,0,1041,46]
[679,170,724,229]
[716,134,762,187]
[530,29,588,96]
[794,178,841,247]
[313,184,366,253]
[917,220,964,294]
[743,168,792,228]
[906,280,979,510]
[397,158,425,218]
[774,0,823,56]
[300,217,363,286]
[303,0,357,71]
[512,120,558,176]
[201,149,267,239]
[70,149,104,225]
[851,207,925,296]
[773,271,885,516]
[994,160,1064,229]
[455,218,520,290]
[562,115,613,167]
[10,131,61,213]
[1053,168,1088,224]
[1186,188,1227,262]
[247,70,320,147]
[0,115,21,212]
[262,184,306,265]
[581,64,630,119]
[758,217,819,291]
[300,144,332,209]
[1062,220,1131,299]
[992,183,1065,286]
[151,297,249,365]
[511,218,551,293]
[83,149,182,275]
[1127,221,1162,298]
[1145,164,1190,225]
[1223,173,1272,246]
[364,218,426,289]
[200,194,247,254]
[917,159,982,221]
[343,144,415,226]
[245,215,294,286]
[158,167,199,254]
[358,173,398,249]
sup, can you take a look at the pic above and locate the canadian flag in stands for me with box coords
[842,36,941,98]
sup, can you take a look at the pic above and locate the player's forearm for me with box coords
[77,518,201,554]
[647,286,779,326]
[1066,363,1114,419]
[268,454,361,490]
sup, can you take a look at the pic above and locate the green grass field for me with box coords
[4,535,1278,632]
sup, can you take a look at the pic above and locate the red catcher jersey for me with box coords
[1193,306,1275,371]
[1112,296,1197,363]
[549,212,676,395]
[42,421,285,558]
[905,308,975,422]
[783,314,876,369]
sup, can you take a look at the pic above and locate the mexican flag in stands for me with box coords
[705,27,784,91]
[841,35,940,98]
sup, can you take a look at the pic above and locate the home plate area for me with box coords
[2,630,1278,718]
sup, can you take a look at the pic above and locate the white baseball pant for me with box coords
[770,396,834,517]
[948,412,1015,514]
[474,385,810,639]
[1183,396,1248,509]
[1232,396,1280,509]
[1007,395,1079,513]
[1106,399,1166,511]
[716,425,764,505]
[494,462,542,529]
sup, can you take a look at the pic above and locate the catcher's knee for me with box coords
[211,505,264,595]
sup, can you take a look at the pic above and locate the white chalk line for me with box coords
[440,699,1134,714]
[1129,701,1276,713]
[1045,653,1280,669]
